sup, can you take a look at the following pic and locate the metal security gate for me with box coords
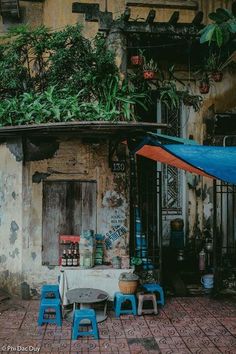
[133,157,162,282]
[213,181,236,293]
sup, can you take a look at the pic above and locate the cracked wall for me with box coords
[186,70,236,240]
[0,140,23,295]
[21,138,129,295]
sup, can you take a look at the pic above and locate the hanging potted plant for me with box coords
[130,49,144,66]
[199,73,210,94]
[159,81,181,111]
[143,58,158,80]
[182,91,203,112]
[205,53,224,82]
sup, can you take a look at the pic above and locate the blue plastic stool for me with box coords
[41,284,60,300]
[72,309,99,340]
[142,283,165,306]
[38,298,62,326]
[114,292,137,317]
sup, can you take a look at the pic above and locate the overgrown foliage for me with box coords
[199,8,236,47]
[0,25,148,126]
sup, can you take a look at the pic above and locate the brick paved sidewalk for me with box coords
[0,296,236,353]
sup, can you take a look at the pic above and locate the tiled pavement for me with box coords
[0,296,236,353]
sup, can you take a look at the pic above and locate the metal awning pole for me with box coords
[129,149,138,256]
[213,178,219,296]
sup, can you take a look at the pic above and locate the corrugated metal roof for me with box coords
[0,121,168,138]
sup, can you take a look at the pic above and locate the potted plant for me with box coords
[199,73,210,94]
[199,8,236,48]
[130,49,144,66]
[159,81,181,111]
[118,272,139,294]
[182,91,203,112]
[205,53,224,82]
[143,58,158,80]
[130,256,143,272]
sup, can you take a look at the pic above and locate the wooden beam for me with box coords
[72,2,99,21]
[101,21,202,36]
[168,11,179,25]
[192,11,203,26]
[146,9,156,24]
[125,0,198,10]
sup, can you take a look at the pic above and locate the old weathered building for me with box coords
[0,0,236,296]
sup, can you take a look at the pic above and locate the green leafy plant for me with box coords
[205,53,221,71]
[143,58,158,72]
[199,8,236,47]
[130,256,143,266]
[0,25,149,125]
[182,92,203,112]
[159,81,181,110]
[96,76,148,121]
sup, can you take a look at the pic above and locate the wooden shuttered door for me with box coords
[42,181,97,266]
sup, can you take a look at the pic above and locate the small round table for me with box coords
[66,288,109,322]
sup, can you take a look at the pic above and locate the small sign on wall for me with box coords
[111,161,126,173]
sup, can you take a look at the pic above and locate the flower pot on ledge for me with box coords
[143,70,156,80]
[199,82,210,94]
[212,71,223,82]
[131,55,143,66]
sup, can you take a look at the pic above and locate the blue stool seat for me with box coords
[114,292,137,317]
[142,283,164,306]
[72,309,99,340]
[38,298,62,326]
[41,284,60,299]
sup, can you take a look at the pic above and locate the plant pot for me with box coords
[118,280,139,294]
[143,70,156,80]
[183,97,193,107]
[131,55,143,66]
[199,83,210,94]
[170,218,184,231]
[212,71,223,82]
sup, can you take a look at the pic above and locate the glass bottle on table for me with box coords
[74,242,79,251]
[61,249,67,267]
[67,249,73,267]
[72,250,78,267]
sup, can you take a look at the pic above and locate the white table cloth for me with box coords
[59,267,133,305]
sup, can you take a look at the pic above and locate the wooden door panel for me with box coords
[42,180,97,265]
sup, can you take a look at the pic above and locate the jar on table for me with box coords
[83,249,92,268]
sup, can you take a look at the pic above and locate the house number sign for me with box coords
[111,161,126,173]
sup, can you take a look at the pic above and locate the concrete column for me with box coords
[107,26,127,80]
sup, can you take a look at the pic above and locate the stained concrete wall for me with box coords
[185,70,236,240]
[21,138,129,295]
[0,141,23,295]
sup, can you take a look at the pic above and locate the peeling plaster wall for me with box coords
[0,141,23,295]
[185,70,236,239]
[22,139,129,294]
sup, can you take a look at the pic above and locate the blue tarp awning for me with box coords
[130,133,236,185]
